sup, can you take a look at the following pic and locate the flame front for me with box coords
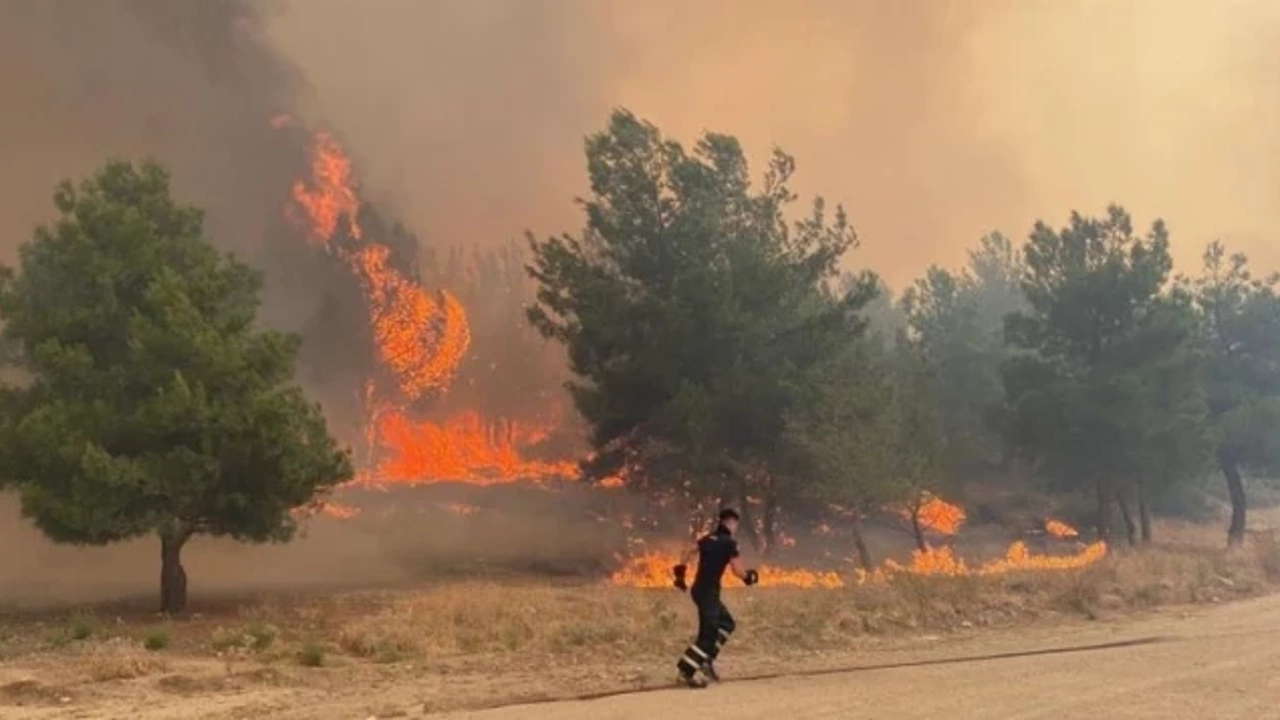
[368,410,578,485]
[611,537,1108,589]
[609,552,845,589]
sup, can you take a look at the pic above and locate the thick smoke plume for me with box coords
[270,0,1280,287]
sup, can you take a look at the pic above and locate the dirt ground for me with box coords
[3,590,1280,719]
[438,594,1280,720]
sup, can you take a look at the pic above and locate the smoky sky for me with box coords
[3,0,1279,296]
[268,0,1280,288]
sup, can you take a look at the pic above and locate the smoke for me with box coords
[5,0,1278,311]
[0,0,322,328]
[1,0,1279,603]
[269,0,1280,287]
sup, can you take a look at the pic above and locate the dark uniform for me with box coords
[675,523,741,682]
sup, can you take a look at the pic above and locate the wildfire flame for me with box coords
[352,244,471,399]
[290,131,470,398]
[284,124,577,487]
[367,410,578,485]
[319,502,362,520]
[1045,518,1080,539]
[291,130,362,246]
[873,541,1107,579]
[896,492,967,536]
[609,552,845,589]
[611,535,1108,590]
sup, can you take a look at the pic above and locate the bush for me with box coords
[297,641,327,668]
[143,628,171,651]
[211,622,278,654]
[67,612,100,641]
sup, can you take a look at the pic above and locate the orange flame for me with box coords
[319,502,362,520]
[1045,518,1080,539]
[609,552,845,589]
[289,131,470,397]
[874,541,1107,579]
[610,540,1108,589]
[352,245,471,398]
[291,501,361,520]
[895,492,967,536]
[291,131,362,246]
[286,127,583,488]
[365,410,578,486]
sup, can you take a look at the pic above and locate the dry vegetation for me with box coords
[2,522,1279,717]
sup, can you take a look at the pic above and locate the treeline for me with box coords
[2,111,1278,615]
[527,110,1280,557]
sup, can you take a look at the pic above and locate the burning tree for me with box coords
[526,109,874,546]
[283,126,578,487]
[0,161,353,614]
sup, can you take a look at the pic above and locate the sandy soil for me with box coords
[4,592,1280,720]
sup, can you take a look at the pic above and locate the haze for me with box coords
[268,0,1280,288]
[1,0,1279,603]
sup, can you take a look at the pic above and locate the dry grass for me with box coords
[322,538,1271,667]
[77,639,171,682]
[0,523,1276,714]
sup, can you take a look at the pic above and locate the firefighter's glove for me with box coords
[672,564,688,591]
[743,569,760,587]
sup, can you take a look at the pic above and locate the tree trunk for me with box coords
[738,499,763,553]
[159,529,191,615]
[849,515,874,572]
[761,496,778,558]
[1115,490,1137,547]
[1137,479,1152,544]
[1219,449,1248,547]
[910,505,927,552]
[1094,477,1112,543]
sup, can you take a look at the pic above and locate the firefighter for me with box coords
[671,508,759,688]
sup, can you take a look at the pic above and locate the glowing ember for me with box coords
[291,501,361,520]
[321,502,362,520]
[1045,518,1080,539]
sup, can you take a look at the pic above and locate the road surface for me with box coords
[434,594,1280,719]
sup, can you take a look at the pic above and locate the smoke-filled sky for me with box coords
[3,0,1279,293]
[269,0,1280,288]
